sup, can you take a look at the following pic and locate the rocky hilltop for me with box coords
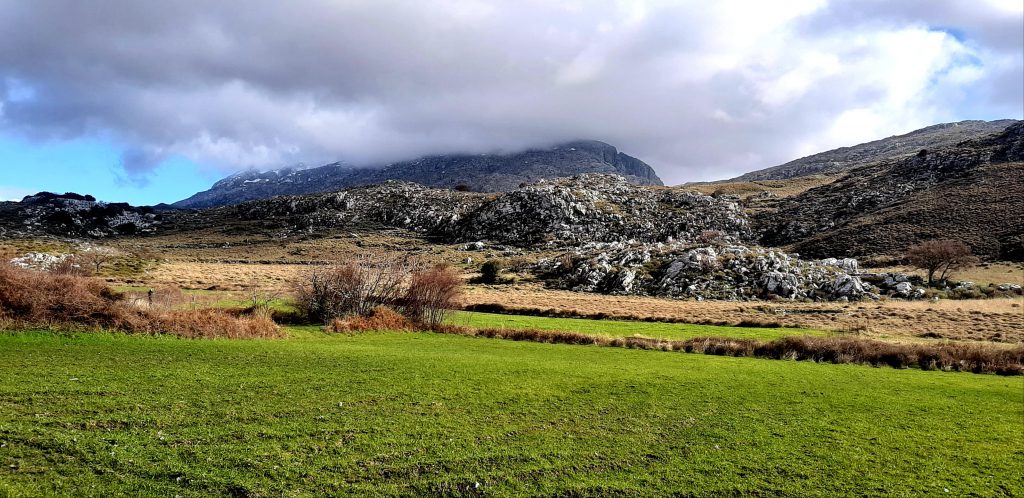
[179,174,748,247]
[731,119,1018,181]
[173,140,663,209]
[0,192,164,238]
[756,121,1024,260]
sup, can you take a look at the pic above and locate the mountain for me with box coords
[754,121,1024,260]
[730,119,1019,182]
[173,140,663,209]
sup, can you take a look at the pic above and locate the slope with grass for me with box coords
[1,330,1021,496]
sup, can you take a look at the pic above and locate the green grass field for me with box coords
[1,330,1021,496]
[450,311,825,341]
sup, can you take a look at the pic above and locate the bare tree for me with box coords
[906,239,977,287]
[75,245,119,275]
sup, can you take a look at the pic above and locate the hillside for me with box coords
[756,122,1024,260]
[173,140,663,209]
[730,119,1018,181]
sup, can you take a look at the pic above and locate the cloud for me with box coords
[0,0,1020,185]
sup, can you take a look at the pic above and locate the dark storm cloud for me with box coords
[0,0,1021,184]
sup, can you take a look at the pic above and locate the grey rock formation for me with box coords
[184,174,750,248]
[173,140,663,209]
[535,242,895,301]
[0,192,163,238]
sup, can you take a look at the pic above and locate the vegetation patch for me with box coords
[0,263,279,339]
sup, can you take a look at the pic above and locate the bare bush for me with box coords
[405,264,462,328]
[295,253,418,322]
[907,239,978,286]
[297,254,464,328]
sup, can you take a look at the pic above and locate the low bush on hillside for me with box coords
[0,263,279,338]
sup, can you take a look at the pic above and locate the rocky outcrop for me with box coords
[0,192,164,238]
[458,175,749,246]
[536,242,930,302]
[186,174,750,247]
[173,140,664,209]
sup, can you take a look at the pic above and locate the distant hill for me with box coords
[731,119,1019,182]
[173,140,663,209]
[755,121,1024,260]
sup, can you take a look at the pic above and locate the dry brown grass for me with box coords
[681,175,839,199]
[869,262,1023,287]
[325,306,414,333]
[464,283,1024,343]
[0,263,280,339]
[434,324,1024,375]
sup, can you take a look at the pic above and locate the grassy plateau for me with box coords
[1,328,1022,496]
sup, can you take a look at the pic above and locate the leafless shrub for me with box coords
[405,264,462,328]
[47,255,89,276]
[295,253,418,322]
[75,245,120,275]
[297,255,464,328]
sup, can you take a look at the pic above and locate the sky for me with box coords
[0,0,1021,205]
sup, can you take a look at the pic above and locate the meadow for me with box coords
[1,329,1022,496]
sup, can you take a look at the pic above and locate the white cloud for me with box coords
[0,0,1019,185]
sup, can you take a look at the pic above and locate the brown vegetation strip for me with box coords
[0,264,280,339]
[464,302,785,328]
[427,325,1024,376]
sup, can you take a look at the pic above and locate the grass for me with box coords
[1,330,1022,496]
[449,310,825,341]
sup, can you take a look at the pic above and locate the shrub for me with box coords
[295,254,416,322]
[474,260,503,284]
[298,255,464,328]
[405,264,463,328]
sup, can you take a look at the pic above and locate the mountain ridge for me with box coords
[729,119,1019,182]
[173,140,663,209]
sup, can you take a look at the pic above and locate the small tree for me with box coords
[906,239,977,287]
[76,246,119,275]
[477,260,502,284]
